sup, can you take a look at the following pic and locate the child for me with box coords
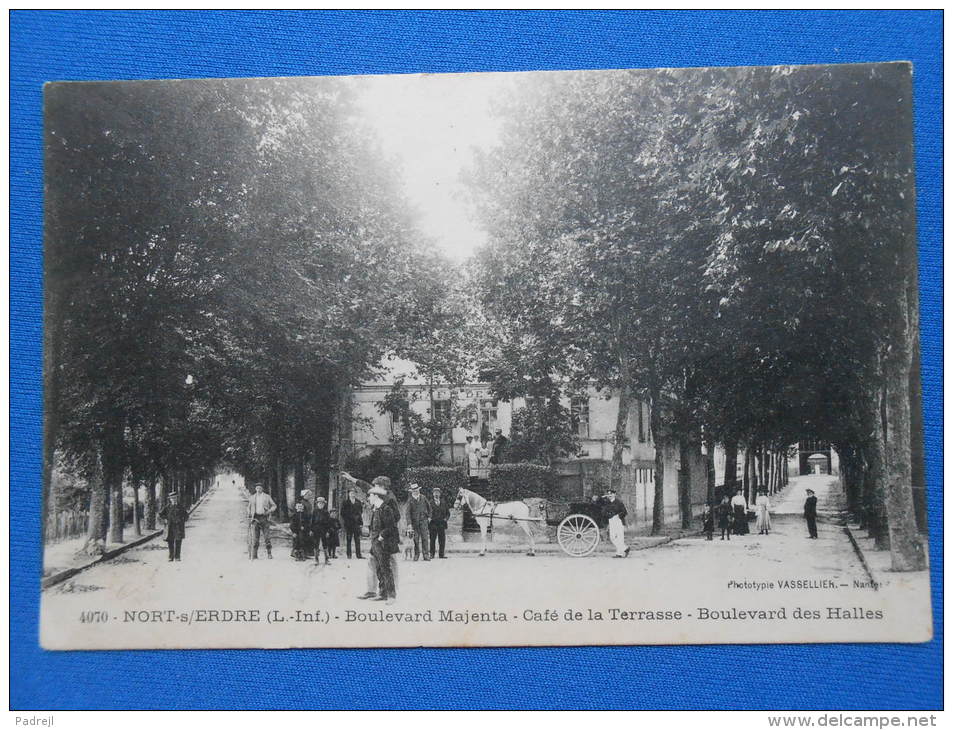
[716,495,733,541]
[702,504,714,541]
[327,508,341,559]
[289,501,309,561]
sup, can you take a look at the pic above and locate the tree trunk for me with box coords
[881,283,926,570]
[103,440,124,545]
[742,448,750,498]
[275,454,288,521]
[145,476,157,530]
[909,315,927,532]
[610,381,632,493]
[649,385,665,535]
[83,451,107,555]
[723,440,738,492]
[677,434,693,529]
[862,381,889,549]
[839,446,860,516]
[704,436,716,505]
[314,406,335,502]
[41,286,64,546]
[132,475,141,537]
[294,457,306,500]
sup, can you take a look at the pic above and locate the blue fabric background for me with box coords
[10,10,942,710]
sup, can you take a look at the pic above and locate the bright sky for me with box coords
[351,72,520,261]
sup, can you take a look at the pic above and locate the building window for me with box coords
[389,409,404,436]
[433,399,452,422]
[570,396,590,438]
[480,398,498,427]
[637,400,646,442]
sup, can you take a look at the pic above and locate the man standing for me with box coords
[341,488,364,559]
[159,491,187,562]
[804,488,819,539]
[489,428,509,465]
[247,483,277,559]
[429,486,450,559]
[367,486,399,604]
[407,483,432,561]
[311,495,332,565]
[603,488,630,558]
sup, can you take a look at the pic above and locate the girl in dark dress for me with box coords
[716,496,733,541]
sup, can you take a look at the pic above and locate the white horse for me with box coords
[454,487,537,556]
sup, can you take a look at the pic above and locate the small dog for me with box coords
[403,527,416,561]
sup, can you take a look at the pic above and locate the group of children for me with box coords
[289,497,342,563]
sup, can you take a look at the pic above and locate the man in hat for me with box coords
[310,495,333,565]
[364,485,399,604]
[406,483,432,561]
[804,488,818,539]
[429,486,451,559]
[340,487,364,559]
[343,473,400,597]
[602,488,630,558]
[159,491,187,562]
[489,428,509,465]
[247,483,277,559]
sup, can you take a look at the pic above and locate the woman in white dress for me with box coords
[465,435,481,475]
[755,489,772,535]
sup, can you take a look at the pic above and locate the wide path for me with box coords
[40,475,931,649]
[772,472,843,515]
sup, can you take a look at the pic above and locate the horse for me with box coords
[454,487,537,556]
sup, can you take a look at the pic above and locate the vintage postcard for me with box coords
[40,63,931,649]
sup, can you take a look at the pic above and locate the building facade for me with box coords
[350,358,710,529]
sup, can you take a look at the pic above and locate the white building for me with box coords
[350,358,709,528]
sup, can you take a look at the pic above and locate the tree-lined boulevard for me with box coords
[43,62,927,587]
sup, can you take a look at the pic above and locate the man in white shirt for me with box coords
[247,484,277,559]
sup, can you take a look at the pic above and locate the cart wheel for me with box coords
[557,514,600,557]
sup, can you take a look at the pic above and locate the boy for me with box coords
[702,504,714,541]
[289,501,309,560]
[327,508,341,559]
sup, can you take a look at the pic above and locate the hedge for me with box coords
[401,466,468,501]
[486,463,560,502]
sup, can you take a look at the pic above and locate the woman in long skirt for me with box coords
[731,489,749,535]
[755,489,772,535]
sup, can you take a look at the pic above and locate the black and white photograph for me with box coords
[40,62,931,649]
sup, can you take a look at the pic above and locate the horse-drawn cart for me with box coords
[543,500,608,557]
[455,487,608,557]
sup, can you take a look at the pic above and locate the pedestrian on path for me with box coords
[603,488,630,558]
[348,474,400,598]
[289,501,309,561]
[311,496,333,565]
[159,491,187,561]
[247,484,277,559]
[731,489,749,535]
[755,489,772,535]
[716,495,732,540]
[407,483,432,561]
[804,489,818,539]
[327,509,341,559]
[340,487,364,559]
[367,485,399,604]
[702,504,714,540]
[429,487,450,559]
[374,476,401,590]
